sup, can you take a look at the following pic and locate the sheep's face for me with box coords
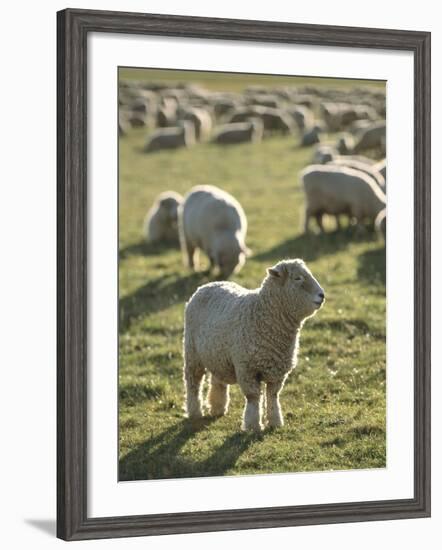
[267,259,325,321]
[214,234,251,279]
[217,248,246,279]
[159,197,180,223]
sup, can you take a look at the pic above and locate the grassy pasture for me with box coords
[118,71,386,481]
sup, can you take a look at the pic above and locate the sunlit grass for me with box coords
[118,74,386,481]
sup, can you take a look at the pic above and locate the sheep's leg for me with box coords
[183,347,205,419]
[207,375,230,417]
[266,380,285,428]
[185,241,196,270]
[242,392,263,432]
[304,207,312,233]
[237,373,263,431]
[315,213,325,233]
[335,215,342,231]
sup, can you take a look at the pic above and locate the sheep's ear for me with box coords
[267,264,287,279]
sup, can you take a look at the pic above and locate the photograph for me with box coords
[118,67,387,482]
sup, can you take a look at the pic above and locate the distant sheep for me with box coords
[301,125,322,146]
[227,106,294,135]
[143,191,184,243]
[178,185,250,278]
[336,133,355,155]
[353,122,386,153]
[183,259,325,430]
[144,122,195,153]
[182,107,213,141]
[301,164,386,232]
[212,120,263,145]
[157,97,178,127]
[312,145,338,164]
[290,105,315,131]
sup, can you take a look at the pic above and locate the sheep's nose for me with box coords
[318,292,325,300]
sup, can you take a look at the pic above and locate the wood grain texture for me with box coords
[56,8,431,541]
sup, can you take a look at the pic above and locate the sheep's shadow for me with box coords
[119,239,179,260]
[357,245,386,288]
[119,271,207,333]
[251,229,374,264]
[119,419,261,481]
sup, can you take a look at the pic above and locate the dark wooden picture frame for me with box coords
[57,8,431,541]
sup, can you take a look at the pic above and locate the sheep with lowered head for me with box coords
[144,121,195,153]
[143,191,184,243]
[212,120,263,145]
[179,185,250,278]
[301,164,386,232]
[300,124,322,146]
[183,259,325,430]
[352,121,386,153]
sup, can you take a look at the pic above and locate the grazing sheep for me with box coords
[258,108,295,134]
[182,107,213,141]
[179,185,250,278]
[301,125,322,146]
[320,102,343,132]
[212,120,263,145]
[336,133,355,155]
[227,106,294,135]
[312,145,338,164]
[290,105,315,132]
[128,111,149,128]
[144,122,195,153]
[301,164,386,232]
[157,97,178,127]
[327,158,385,191]
[183,259,325,430]
[143,191,184,243]
[375,208,386,241]
[353,122,386,153]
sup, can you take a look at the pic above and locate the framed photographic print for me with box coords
[57,8,431,541]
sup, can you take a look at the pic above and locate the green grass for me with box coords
[118,72,386,481]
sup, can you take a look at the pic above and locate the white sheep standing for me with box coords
[183,259,325,431]
[143,191,184,243]
[301,164,386,232]
[178,185,250,278]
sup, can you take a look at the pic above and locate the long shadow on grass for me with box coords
[357,245,386,288]
[119,419,260,481]
[119,271,207,333]
[119,239,179,260]
[251,229,374,264]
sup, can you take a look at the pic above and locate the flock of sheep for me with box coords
[121,77,386,431]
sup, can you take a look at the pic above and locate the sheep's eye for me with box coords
[294,276,303,282]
